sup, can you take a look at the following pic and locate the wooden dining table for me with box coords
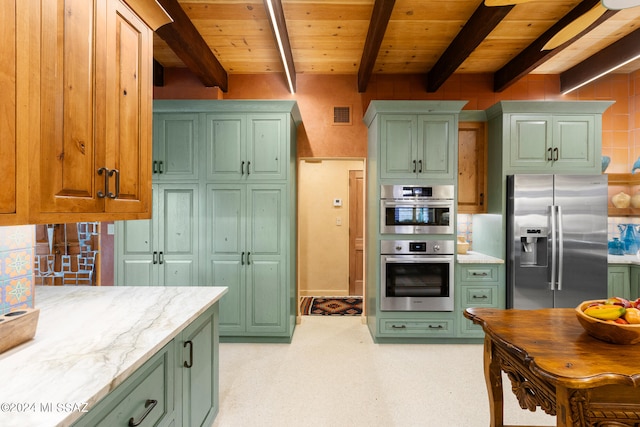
[464,307,640,427]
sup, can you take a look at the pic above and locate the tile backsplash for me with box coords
[0,226,35,315]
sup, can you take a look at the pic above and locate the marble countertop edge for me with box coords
[456,251,504,264]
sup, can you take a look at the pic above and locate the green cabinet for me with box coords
[206,184,289,337]
[608,264,631,299]
[115,184,200,286]
[378,114,456,180]
[507,114,597,171]
[456,263,504,338]
[206,114,288,181]
[153,113,200,181]
[73,305,219,427]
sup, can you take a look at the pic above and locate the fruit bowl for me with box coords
[575,300,640,345]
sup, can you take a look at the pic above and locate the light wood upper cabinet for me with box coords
[458,121,487,214]
[32,0,152,222]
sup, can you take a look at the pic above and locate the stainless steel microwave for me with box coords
[380,185,454,235]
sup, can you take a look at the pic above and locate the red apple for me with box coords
[605,297,631,308]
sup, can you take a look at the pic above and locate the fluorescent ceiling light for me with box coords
[563,53,640,94]
[265,0,296,94]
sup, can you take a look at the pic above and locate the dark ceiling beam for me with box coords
[426,3,513,93]
[358,0,396,93]
[155,0,228,91]
[153,59,164,87]
[561,28,640,93]
[493,0,617,93]
[263,0,296,93]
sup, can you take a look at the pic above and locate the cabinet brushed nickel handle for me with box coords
[153,251,158,264]
[547,147,553,161]
[97,167,109,198]
[418,159,423,173]
[184,340,193,368]
[108,169,120,199]
[128,399,157,427]
[412,160,416,173]
[553,147,559,161]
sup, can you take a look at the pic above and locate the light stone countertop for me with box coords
[608,254,640,265]
[0,285,227,427]
[456,251,504,264]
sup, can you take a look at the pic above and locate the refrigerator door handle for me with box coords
[550,205,557,291]
[556,205,564,291]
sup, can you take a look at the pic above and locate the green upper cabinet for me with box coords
[206,113,288,181]
[378,113,456,180]
[153,113,200,181]
[486,101,613,176]
[508,114,596,171]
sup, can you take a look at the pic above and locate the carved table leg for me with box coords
[484,335,504,427]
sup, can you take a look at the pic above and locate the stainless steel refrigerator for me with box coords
[506,174,608,309]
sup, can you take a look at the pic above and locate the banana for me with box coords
[584,304,626,321]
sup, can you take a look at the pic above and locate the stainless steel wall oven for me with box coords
[380,185,454,235]
[380,240,454,311]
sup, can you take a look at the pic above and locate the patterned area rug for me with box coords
[300,297,363,316]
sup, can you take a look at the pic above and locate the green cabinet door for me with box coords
[379,115,417,179]
[247,115,288,180]
[417,114,455,180]
[153,113,200,180]
[608,265,631,299]
[508,115,552,169]
[552,115,596,170]
[179,305,218,427]
[206,114,244,181]
[246,185,287,333]
[630,265,640,300]
[116,184,200,286]
[206,185,246,333]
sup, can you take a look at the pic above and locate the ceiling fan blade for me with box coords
[542,3,607,50]
[602,0,640,9]
[484,0,536,5]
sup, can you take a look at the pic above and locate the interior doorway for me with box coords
[297,159,365,305]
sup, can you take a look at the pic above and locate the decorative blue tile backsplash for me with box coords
[0,226,35,315]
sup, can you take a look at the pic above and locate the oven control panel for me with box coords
[380,240,454,255]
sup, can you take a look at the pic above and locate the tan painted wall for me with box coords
[298,159,364,296]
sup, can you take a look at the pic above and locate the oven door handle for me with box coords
[384,257,454,263]
[381,201,453,208]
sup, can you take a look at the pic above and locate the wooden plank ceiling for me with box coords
[151,0,640,93]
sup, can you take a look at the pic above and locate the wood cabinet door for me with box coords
[417,114,455,179]
[380,115,417,179]
[103,0,152,214]
[38,0,104,214]
[458,122,487,214]
[153,113,200,181]
[0,0,17,221]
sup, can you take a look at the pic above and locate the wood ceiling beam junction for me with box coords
[426,3,514,93]
[358,0,396,93]
[263,0,297,93]
[561,28,640,93]
[493,0,617,92]
[155,0,228,91]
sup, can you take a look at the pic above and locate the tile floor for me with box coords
[212,316,556,427]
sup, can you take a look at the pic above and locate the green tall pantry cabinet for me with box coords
[116,101,301,343]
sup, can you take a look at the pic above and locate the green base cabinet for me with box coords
[608,264,631,300]
[456,263,505,338]
[73,305,219,427]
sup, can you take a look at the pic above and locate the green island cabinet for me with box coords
[116,100,301,343]
[73,304,219,427]
[607,264,640,300]
[363,101,470,342]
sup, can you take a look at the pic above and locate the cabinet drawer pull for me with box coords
[391,324,406,329]
[184,340,193,368]
[97,167,109,198]
[108,169,120,199]
[418,159,423,173]
[472,294,488,300]
[471,272,488,277]
[128,399,157,427]
[428,324,443,329]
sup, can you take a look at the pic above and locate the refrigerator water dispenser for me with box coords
[519,227,547,266]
